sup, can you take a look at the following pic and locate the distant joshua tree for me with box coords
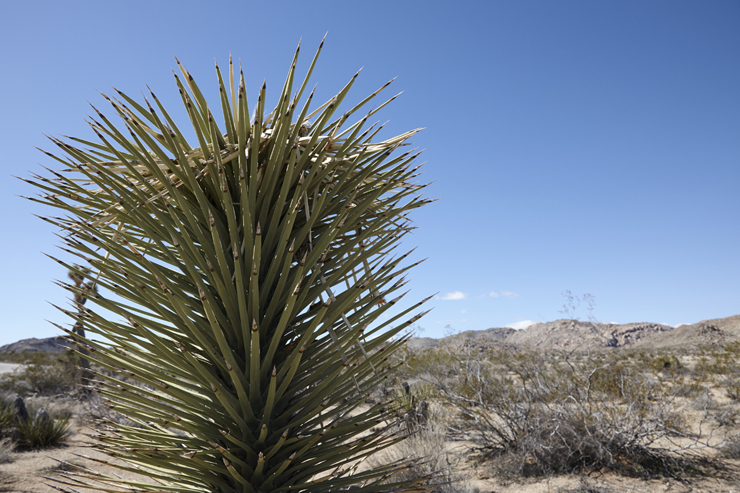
[67,267,97,388]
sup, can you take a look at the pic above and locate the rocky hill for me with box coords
[633,315,740,349]
[409,327,516,351]
[0,337,71,354]
[506,320,674,351]
[407,315,740,352]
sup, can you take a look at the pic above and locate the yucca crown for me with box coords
[24,39,434,493]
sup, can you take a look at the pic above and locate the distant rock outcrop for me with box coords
[506,320,674,351]
[0,337,71,354]
[634,315,740,349]
[406,315,740,352]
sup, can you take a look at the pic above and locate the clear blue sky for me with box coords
[1,1,738,346]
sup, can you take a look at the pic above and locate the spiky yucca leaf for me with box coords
[25,40,435,493]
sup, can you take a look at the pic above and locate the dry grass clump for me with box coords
[368,423,473,493]
[367,417,475,493]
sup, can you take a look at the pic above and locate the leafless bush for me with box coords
[712,407,740,428]
[412,342,727,478]
[719,436,740,459]
[721,374,740,402]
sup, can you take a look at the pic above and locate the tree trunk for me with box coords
[73,321,93,389]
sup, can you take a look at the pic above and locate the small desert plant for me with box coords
[672,378,703,398]
[691,391,720,411]
[0,400,71,449]
[14,407,71,448]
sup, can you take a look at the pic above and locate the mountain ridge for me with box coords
[2,315,739,355]
[408,314,740,352]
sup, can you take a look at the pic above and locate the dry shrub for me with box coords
[413,344,726,478]
[367,420,474,493]
[719,434,740,459]
[691,392,720,411]
[721,374,740,402]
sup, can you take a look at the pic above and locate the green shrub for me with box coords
[644,354,683,374]
[0,350,68,365]
[0,403,14,430]
[0,401,71,449]
[14,408,71,448]
[694,343,740,376]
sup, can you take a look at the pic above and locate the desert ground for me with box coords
[1,394,738,493]
[2,315,740,493]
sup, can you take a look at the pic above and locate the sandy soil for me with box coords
[470,472,740,493]
[0,419,150,493]
[0,364,21,376]
[1,422,738,493]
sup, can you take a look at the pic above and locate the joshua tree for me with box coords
[25,40,435,492]
[68,266,97,387]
